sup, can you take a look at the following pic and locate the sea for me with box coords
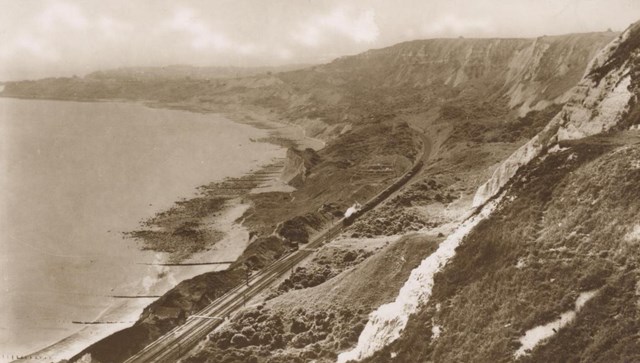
[0,98,285,361]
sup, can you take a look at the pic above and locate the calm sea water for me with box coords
[0,98,282,359]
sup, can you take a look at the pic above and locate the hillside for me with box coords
[357,133,640,363]
[346,21,640,363]
[182,234,442,363]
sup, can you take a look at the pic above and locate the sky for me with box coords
[0,0,639,81]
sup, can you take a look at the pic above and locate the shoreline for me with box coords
[14,99,321,362]
[27,200,257,362]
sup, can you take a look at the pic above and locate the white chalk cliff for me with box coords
[474,24,636,207]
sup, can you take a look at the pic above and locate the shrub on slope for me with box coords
[184,233,441,363]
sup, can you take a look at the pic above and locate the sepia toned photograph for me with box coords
[1,1,640,362]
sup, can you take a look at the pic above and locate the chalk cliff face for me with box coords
[333,34,608,102]
[473,23,639,207]
[337,195,504,363]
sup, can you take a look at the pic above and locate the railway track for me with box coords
[124,133,430,363]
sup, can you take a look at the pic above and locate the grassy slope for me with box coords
[269,233,442,313]
[360,132,640,363]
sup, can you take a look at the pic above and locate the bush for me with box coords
[230,333,249,348]
[215,330,234,349]
[259,332,273,345]
[291,318,308,334]
[270,333,286,349]
[240,326,256,339]
[291,333,311,348]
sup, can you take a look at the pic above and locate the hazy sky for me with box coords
[1,0,639,81]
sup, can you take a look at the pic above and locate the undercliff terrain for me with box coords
[4,25,639,363]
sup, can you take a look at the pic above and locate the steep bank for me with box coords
[354,21,640,363]
[280,148,320,187]
[361,132,640,363]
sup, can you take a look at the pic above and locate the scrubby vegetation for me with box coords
[361,133,640,363]
[184,306,369,363]
[267,247,373,300]
[242,121,420,239]
[492,104,564,142]
[448,103,563,144]
[347,176,461,237]
[349,208,434,237]
[390,178,458,207]
[275,214,325,244]
[186,233,442,363]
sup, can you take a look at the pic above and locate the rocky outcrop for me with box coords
[280,147,320,188]
[473,22,640,207]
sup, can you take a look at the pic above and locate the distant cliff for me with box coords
[1,32,617,128]
[274,32,618,122]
